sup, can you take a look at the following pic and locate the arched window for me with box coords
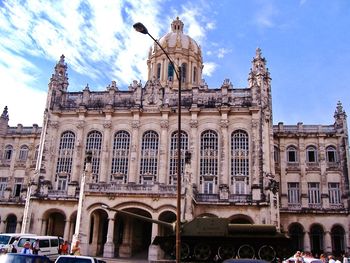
[139,131,159,184]
[6,214,17,233]
[85,131,102,182]
[156,63,161,80]
[181,63,187,83]
[306,146,317,163]
[168,63,174,80]
[331,225,345,256]
[200,130,218,194]
[193,67,197,83]
[4,145,13,161]
[310,224,324,256]
[18,145,29,161]
[288,223,304,252]
[287,146,298,163]
[326,146,337,163]
[231,130,249,194]
[111,131,130,183]
[34,145,40,162]
[55,131,75,188]
[169,131,188,185]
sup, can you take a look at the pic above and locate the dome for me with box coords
[158,17,201,55]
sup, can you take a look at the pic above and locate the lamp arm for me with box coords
[147,33,180,80]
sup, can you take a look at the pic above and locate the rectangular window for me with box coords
[288,182,300,204]
[308,182,320,204]
[13,178,23,197]
[328,183,341,204]
[0,177,8,197]
[203,180,214,194]
[57,176,68,190]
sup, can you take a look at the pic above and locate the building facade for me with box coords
[0,17,349,260]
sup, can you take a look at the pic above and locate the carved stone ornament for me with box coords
[160,120,169,129]
[77,120,85,129]
[103,121,112,129]
[131,120,140,129]
[220,119,229,128]
[190,120,198,128]
[49,121,59,129]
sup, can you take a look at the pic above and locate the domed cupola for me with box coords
[147,17,203,90]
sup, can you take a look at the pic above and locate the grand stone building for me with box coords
[0,17,349,260]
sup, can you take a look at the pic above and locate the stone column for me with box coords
[0,219,5,233]
[148,219,163,260]
[158,116,169,184]
[103,217,116,257]
[15,220,21,233]
[189,110,199,186]
[71,119,85,182]
[324,231,332,254]
[304,231,311,252]
[119,219,132,258]
[129,119,140,184]
[63,220,71,241]
[100,120,112,183]
[40,219,47,235]
[220,118,229,185]
[90,214,99,255]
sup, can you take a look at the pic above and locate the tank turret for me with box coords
[102,205,291,262]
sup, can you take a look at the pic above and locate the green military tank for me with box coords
[102,205,291,262]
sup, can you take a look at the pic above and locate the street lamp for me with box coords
[71,151,92,253]
[133,22,182,263]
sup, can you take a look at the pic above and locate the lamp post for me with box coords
[133,22,182,263]
[71,151,92,253]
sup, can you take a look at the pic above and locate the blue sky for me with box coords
[0,0,349,126]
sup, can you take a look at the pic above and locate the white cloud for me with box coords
[202,62,217,77]
[217,48,231,59]
[254,2,279,28]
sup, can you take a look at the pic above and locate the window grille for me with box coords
[19,145,29,161]
[328,183,341,204]
[308,182,320,204]
[157,63,161,80]
[169,131,188,185]
[288,182,300,204]
[231,130,249,177]
[85,131,102,182]
[55,131,75,182]
[111,131,130,183]
[181,63,187,83]
[200,130,218,177]
[139,131,159,184]
[0,177,8,197]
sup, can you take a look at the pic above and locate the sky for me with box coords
[0,0,349,127]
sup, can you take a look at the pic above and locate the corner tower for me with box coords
[147,17,203,90]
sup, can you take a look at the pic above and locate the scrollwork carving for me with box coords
[190,120,198,128]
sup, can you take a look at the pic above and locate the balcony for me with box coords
[87,182,177,194]
[195,194,252,204]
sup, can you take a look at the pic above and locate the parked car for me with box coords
[55,255,100,263]
[17,235,63,261]
[0,252,50,263]
[223,259,270,263]
[0,233,36,254]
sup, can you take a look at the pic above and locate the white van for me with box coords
[0,233,36,253]
[17,235,63,261]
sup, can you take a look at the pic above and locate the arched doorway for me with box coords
[116,208,152,259]
[288,223,304,252]
[89,209,108,256]
[310,224,324,256]
[46,212,66,236]
[6,214,17,233]
[331,225,345,256]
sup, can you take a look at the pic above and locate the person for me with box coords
[10,237,19,253]
[71,240,81,255]
[343,253,349,263]
[21,241,33,254]
[320,254,327,263]
[60,240,69,255]
[32,239,40,255]
[329,255,336,263]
